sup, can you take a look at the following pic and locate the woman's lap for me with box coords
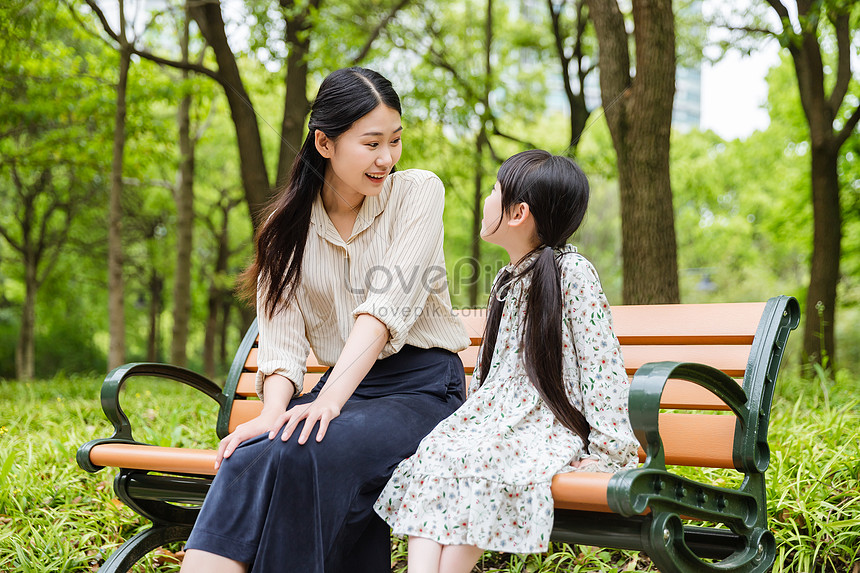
[186,346,465,573]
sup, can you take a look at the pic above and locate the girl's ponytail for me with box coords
[523,247,590,445]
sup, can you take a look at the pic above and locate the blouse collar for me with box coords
[310,177,392,245]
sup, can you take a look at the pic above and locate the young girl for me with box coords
[374,150,639,572]
[181,67,470,573]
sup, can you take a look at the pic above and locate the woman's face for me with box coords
[321,104,402,201]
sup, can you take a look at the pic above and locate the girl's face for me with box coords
[320,104,402,201]
[480,181,505,244]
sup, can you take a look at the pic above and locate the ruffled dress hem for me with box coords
[375,471,554,553]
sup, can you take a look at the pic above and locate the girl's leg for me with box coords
[179,549,247,573]
[407,536,442,573]
[438,544,484,573]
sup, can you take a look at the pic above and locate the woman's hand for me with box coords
[215,410,283,470]
[270,395,343,445]
[214,373,295,470]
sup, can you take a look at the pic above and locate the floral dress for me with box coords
[374,245,639,553]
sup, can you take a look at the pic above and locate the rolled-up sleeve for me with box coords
[352,173,446,352]
[255,290,310,401]
[563,257,639,472]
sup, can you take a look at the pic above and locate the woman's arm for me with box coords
[272,313,390,445]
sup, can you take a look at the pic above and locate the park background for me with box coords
[1,0,858,571]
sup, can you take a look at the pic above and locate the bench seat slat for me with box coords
[621,345,749,377]
[90,443,218,476]
[610,303,764,345]
[236,374,737,411]
[239,344,751,396]
[226,407,737,469]
[456,304,764,346]
[87,444,616,512]
[89,411,736,513]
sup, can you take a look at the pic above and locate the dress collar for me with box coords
[504,243,578,274]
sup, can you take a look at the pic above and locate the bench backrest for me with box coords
[218,302,785,472]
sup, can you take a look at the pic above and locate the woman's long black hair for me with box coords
[479,150,591,444]
[239,67,401,317]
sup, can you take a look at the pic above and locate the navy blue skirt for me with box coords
[186,346,466,572]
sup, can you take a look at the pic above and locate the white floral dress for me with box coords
[374,245,639,553]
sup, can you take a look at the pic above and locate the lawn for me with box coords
[1,370,858,572]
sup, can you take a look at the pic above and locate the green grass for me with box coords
[0,370,858,572]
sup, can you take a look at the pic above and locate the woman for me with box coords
[180,67,470,573]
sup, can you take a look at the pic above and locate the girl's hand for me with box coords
[270,396,343,445]
[215,410,283,470]
[570,458,598,470]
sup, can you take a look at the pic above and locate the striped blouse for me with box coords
[255,169,471,400]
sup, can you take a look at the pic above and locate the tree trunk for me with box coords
[16,255,37,380]
[469,133,484,307]
[203,288,219,378]
[147,271,163,362]
[276,0,320,187]
[804,141,841,367]
[189,0,271,225]
[203,207,231,379]
[108,45,130,369]
[171,15,194,367]
[775,0,854,370]
[586,0,679,304]
[219,293,235,368]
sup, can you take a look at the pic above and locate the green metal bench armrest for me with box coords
[627,361,749,471]
[610,361,760,531]
[77,363,226,473]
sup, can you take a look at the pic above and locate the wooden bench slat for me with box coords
[236,375,737,410]
[622,345,749,377]
[609,303,765,345]
[659,413,736,468]
[93,412,737,511]
[551,471,613,512]
[660,379,736,410]
[90,443,218,476]
[453,304,764,345]
[240,345,748,395]
[230,403,737,468]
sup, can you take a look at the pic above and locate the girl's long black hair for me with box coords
[479,150,591,444]
[239,67,401,317]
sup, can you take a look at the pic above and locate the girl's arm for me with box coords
[271,313,390,444]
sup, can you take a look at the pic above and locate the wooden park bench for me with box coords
[78,296,799,573]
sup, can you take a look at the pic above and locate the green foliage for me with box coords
[1,373,858,571]
[1,0,858,376]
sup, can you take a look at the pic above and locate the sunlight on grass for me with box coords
[1,371,858,572]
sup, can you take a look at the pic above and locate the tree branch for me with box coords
[426,46,481,103]
[835,103,860,149]
[763,0,791,25]
[725,24,780,38]
[130,45,222,84]
[491,126,536,150]
[351,0,411,65]
[64,0,117,50]
[81,0,121,44]
[80,0,221,84]
[828,12,851,117]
